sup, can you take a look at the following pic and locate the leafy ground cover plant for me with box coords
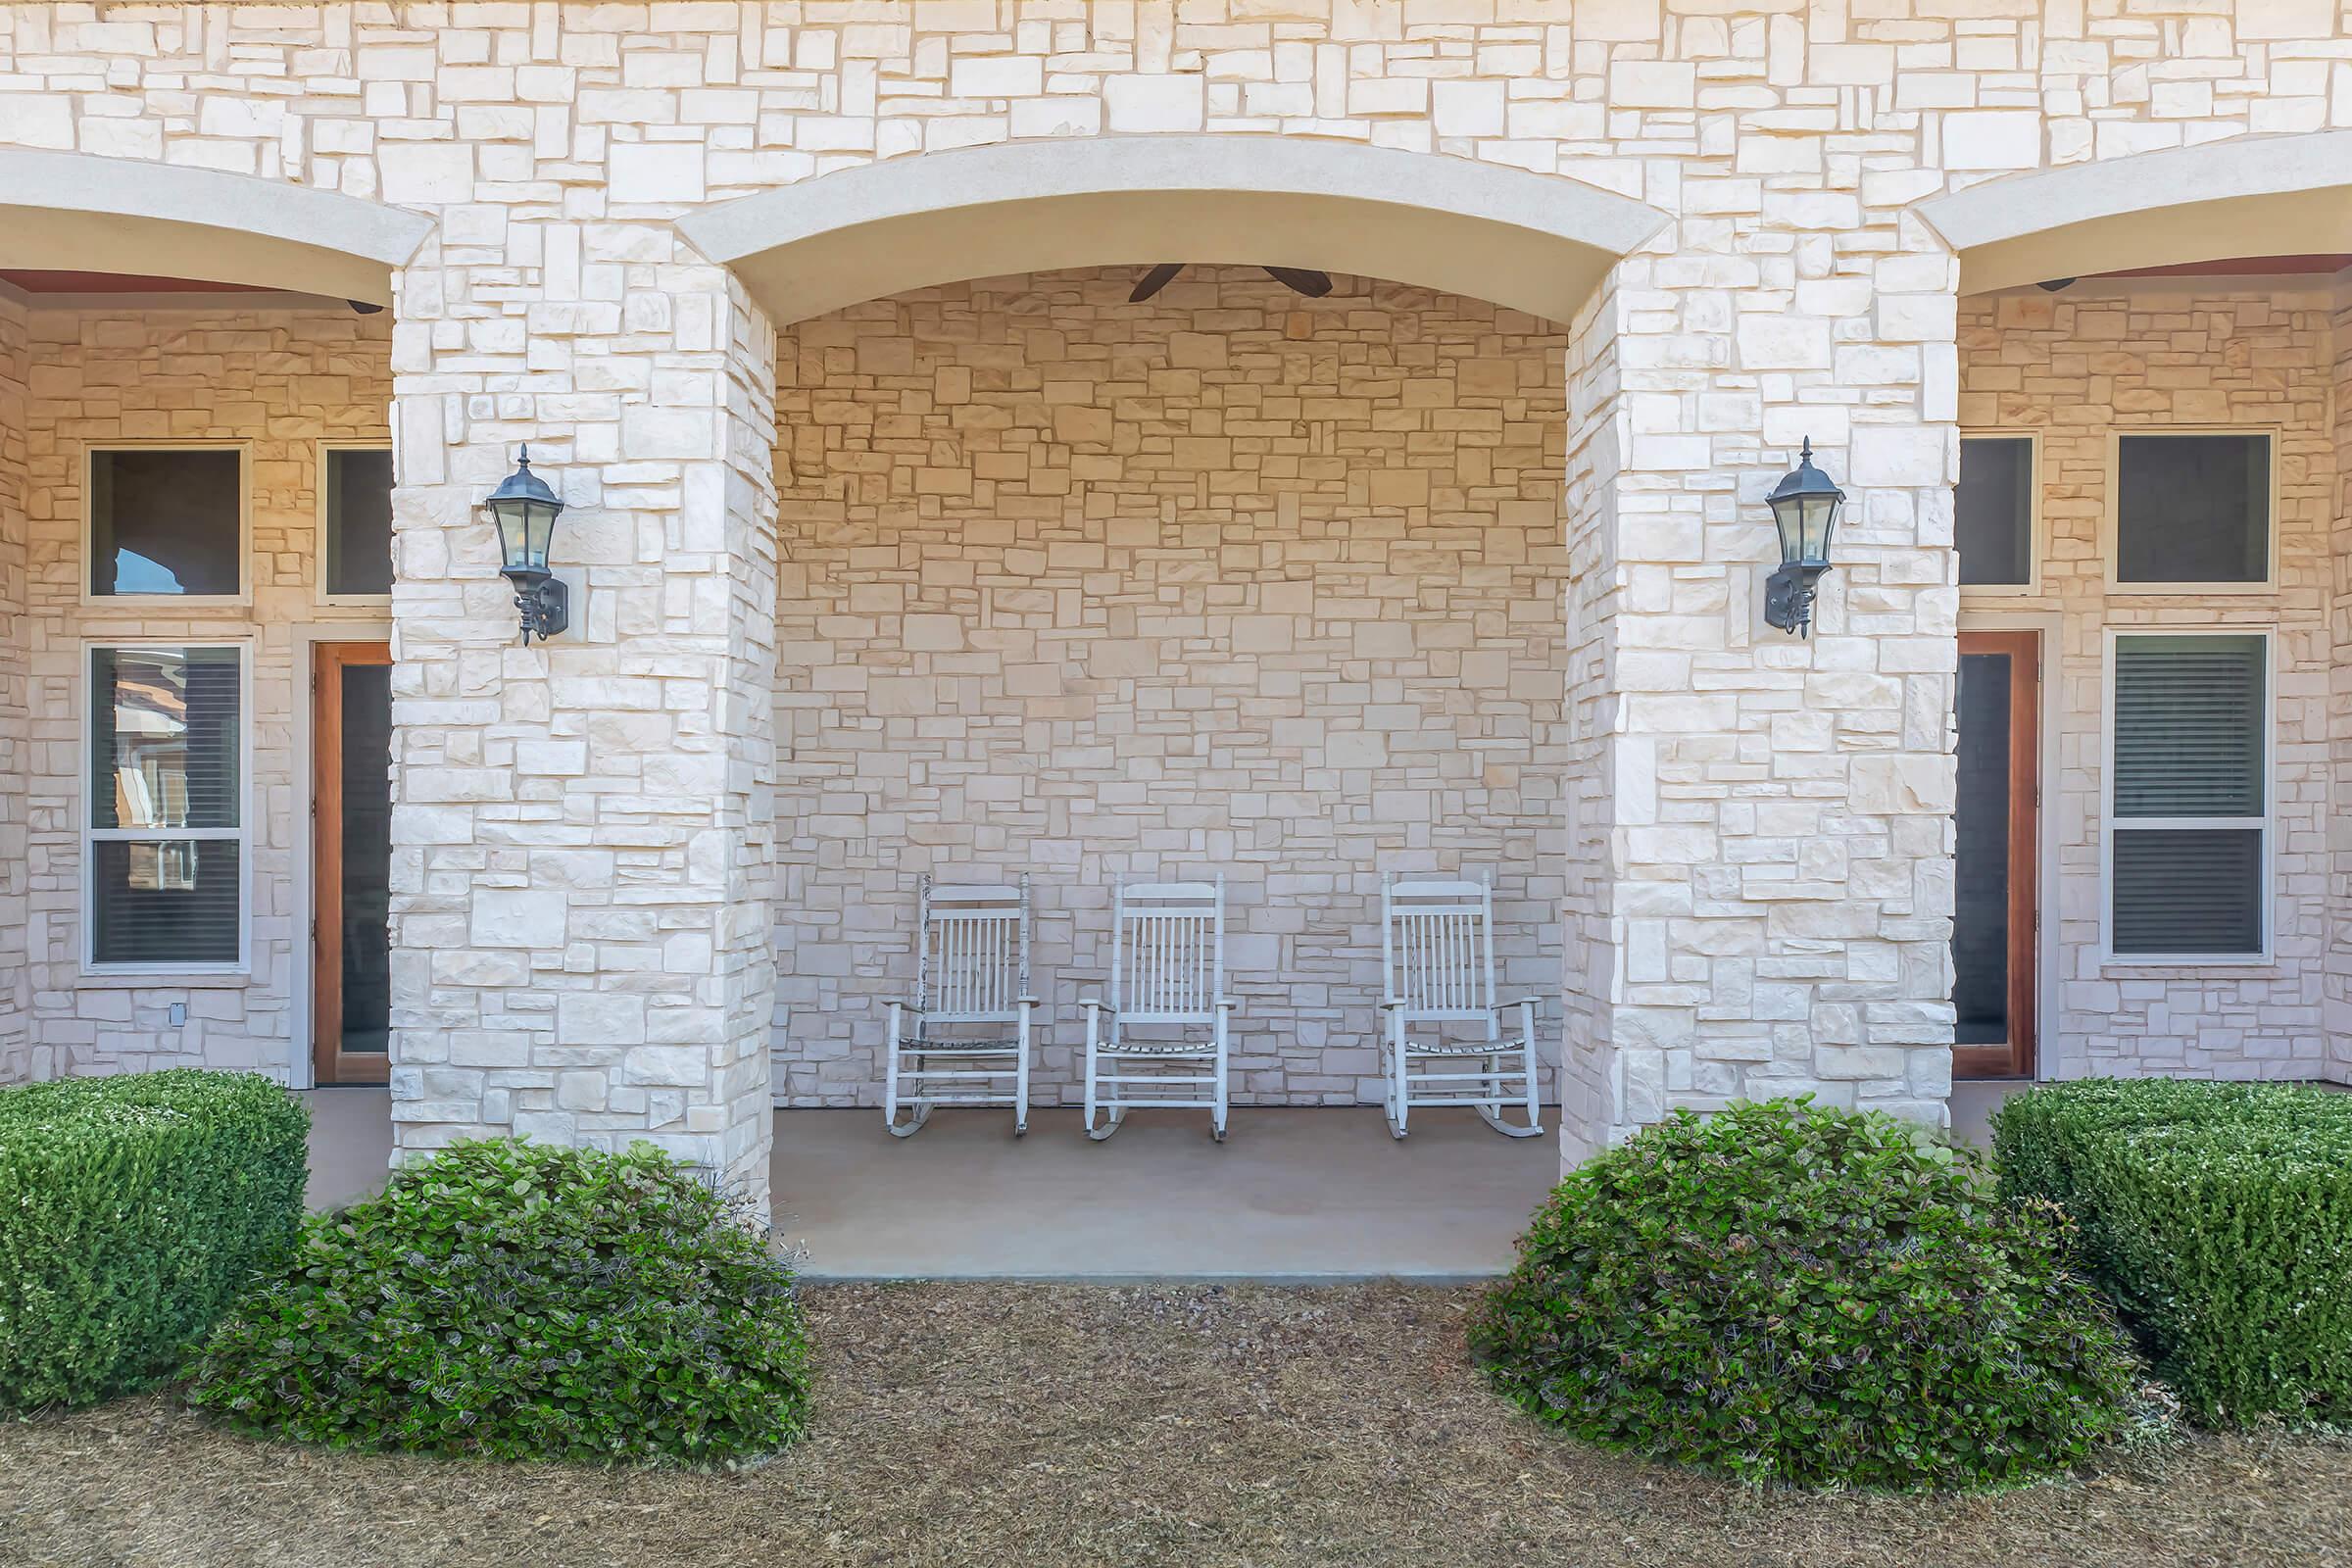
[186,1138,812,1466]
[1471,1098,2142,1490]
[0,1069,307,1410]
[1992,1078,2352,1427]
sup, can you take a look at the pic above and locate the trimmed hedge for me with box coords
[186,1138,813,1466]
[0,1070,309,1410]
[1472,1099,2141,1490]
[1992,1078,2352,1426]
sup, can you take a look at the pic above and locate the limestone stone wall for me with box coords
[14,303,392,1081]
[1958,282,2337,1081]
[1,2,2350,1161]
[0,291,25,1084]
[2330,282,2352,1089]
[771,267,1567,1105]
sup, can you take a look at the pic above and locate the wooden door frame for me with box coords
[1953,628,2040,1080]
[311,639,393,1087]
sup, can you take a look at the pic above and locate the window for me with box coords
[1957,434,2035,589]
[88,447,244,599]
[87,646,245,969]
[322,445,394,598]
[2112,432,2272,588]
[2106,631,2269,959]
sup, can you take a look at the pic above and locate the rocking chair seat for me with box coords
[1402,1034,1531,1056]
[1098,1038,1222,1056]
[895,1034,1023,1053]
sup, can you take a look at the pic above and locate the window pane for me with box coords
[90,647,241,831]
[2112,828,2262,956]
[2113,635,2264,818]
[325,447,394,597]
[90,840,241,966]
[1957,437,2033,587]
[89,449,241,597]
[1953,653,2013,1045]
[2115,433,2268,584]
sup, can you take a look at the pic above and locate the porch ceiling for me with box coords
[679,135,1672,326]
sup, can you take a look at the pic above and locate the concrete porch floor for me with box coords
[296,1082,2034,1283]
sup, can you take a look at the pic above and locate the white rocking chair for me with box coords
[1381,871,1544,1140]
[1081,877,1234,1143]
[884,875,1038,1138]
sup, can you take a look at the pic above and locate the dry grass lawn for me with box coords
[3,1283,2347,1568]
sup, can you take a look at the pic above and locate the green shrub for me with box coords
[0,1069,309,1411]
[186,1138,812,1466]
[1991,1078,2352,1426]
[1470,1099,2140,1490]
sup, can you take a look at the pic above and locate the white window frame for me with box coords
[1957,428,2042,598]
[81,638,254,976]
[316,439,396,609]
[2102,426,2280,595]
[80,440,253,611]
[2099,624,2275,967]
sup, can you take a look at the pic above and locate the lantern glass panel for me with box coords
[524,499,558,571]
[1799,491,1838,563]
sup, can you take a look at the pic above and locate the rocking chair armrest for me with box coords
[1213,997,1240,1014]
[1078,998,1117,1016]
[1015,995,1043,1007]
[1502,995,1546,1012]
[891,999,927,1017]
[1377,997,1407,1012]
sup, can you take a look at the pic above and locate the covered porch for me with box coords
[300,1089,2020,1281]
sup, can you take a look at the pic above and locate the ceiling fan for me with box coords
[1129,263,1334,303]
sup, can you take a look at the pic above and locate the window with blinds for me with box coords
[2108,632,2268,958]
[87,646,244,968]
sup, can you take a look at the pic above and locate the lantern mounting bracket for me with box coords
[1763,563,1827,638]
[508,568,568,644]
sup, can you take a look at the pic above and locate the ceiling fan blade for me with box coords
[1263,267,1334,298]
[1129,263,1184,302]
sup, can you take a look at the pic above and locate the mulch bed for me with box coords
[3,1283,2345,1568]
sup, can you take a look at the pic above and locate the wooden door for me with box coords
[313,641,393,1087]
[1952,630,2039,1079]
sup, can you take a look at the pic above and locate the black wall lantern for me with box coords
[1763,437,1844,638]
[485,445,568,644]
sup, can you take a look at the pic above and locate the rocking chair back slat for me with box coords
[1109,877,1224,1027]
[1383,872,1497,1020]
[917,874,1030,1024]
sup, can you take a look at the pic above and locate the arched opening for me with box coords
[0,153,426,1129]
[733,144,1669,1275]
[0,150,430,305]
[679,135,1669,327]
[1917,131,2352,295]
[1917,136,2352,1122]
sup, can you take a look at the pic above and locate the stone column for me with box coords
[386,229,779,1199]
[1560,218,1961,1163]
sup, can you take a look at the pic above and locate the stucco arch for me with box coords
[1918,132,2352,295]
[0,150,433,304]
[677,135,1672,325]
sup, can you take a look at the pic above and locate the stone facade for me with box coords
[1959,281,2339,1081]
[0,4,2346,1189]
[771,266,1568,1105]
